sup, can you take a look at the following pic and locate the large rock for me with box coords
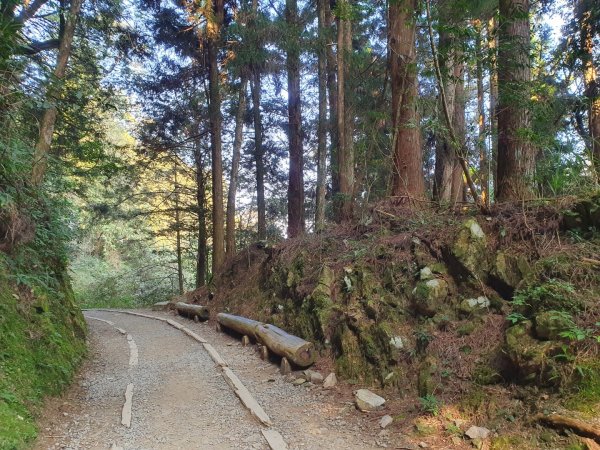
[465,426,490,440]
[355,389,386,411]
[458,296,490,315]
[452,219,489,279]
[505,321,560,384]
[491,252,530,292]
[411,278,449,317]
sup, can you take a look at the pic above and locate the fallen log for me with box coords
[175,302,209,322]
[255,323,315,367]
[217,313,261,337]
[217,313,315,367]
[535,413,600,443]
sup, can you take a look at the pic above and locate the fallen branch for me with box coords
[534,413,600,443]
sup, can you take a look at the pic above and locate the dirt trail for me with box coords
[32,310,391,450]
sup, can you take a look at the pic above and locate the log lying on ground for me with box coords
[217,313,315,367]
[534,413,600,443]
[175,302,209,321]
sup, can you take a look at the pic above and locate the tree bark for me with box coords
[31,0,83,185]
[285,0,305,238]
[250,0,266,240]
[496,0,535,201]
[226,77,248,256]
[576,0,600,177]
[174,170,184,295]
[251,70,267,240]
[488,16,498,200]
[194,142,207,288]
[325,0,339,196]
[476,21,489,206]
[207,0,226,270]
[389,0,424,199]
[334,0,354,221]
[315,0,328,231]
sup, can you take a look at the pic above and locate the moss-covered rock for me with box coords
[417,356,438,396]
[534,311,574,340]
[491,251,531,291]
[451,219,489,279]
[411,278,450,317]
[458,296,491,316]
[505,321,559,384]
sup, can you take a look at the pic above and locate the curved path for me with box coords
[33,310,385,450]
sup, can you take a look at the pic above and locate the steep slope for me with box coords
[187,195,600,444]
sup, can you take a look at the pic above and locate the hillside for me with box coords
[185,195,600,446]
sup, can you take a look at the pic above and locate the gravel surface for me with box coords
[33,310,386,450]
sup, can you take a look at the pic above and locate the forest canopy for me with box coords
[0,0,598,305]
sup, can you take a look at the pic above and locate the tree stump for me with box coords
[259,345,269,360]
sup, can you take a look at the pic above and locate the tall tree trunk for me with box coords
[325,0,339,196]
[174,170,184,295]
[285,0,305,238]
[251,72,266,240]
[496,0,534,201]
[250,0,266,240]
[31,0,83,185]
[476,21,489,205]
[226,77,248,256]
[334,0,354,222]
[576,0,600,177]
[315,0,328,231]
[390,0,424,199]
[194,143,207,288]
[451,63,466,203]
[433,12,458,203]
[488,16,498,200]
[207,0,225,270]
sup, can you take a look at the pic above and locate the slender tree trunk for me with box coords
[488,16,498,199]
[251,70,267,240]
[174,170,184,295]
[334,0,354,221]
[325,0,339,196]
[451,63,466,203]
[285,0,305,238]
[226,77,248,256]
[496,0,534,201]
[476,21,489,205]
[31,0,83,185]
[390,0,424,199]
[194,143,207,288]
[315,0,328,231]
[250,0,266,240]
[433,15,457,203]
[207,0,225,270]
[576,0,600,176]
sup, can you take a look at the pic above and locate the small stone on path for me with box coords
[379,415,393,429]
[323,373,337,388]
[355,389,385,412]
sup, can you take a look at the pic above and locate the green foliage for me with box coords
[512,279,577,312]
[419,394,442,416]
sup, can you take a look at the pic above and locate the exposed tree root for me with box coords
[534,413,600,443]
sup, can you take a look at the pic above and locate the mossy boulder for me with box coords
[411,278,450,317]
[452,219,489,279]
[534,311,574,340]
[491,252,531,291]
[505,321,560,384]
[458,296,491,316]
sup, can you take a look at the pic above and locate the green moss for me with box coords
[451,219,489,278]
[0,265,86,449]
[565,361,600,416]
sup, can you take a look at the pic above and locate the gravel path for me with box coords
[32,310,388,450]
